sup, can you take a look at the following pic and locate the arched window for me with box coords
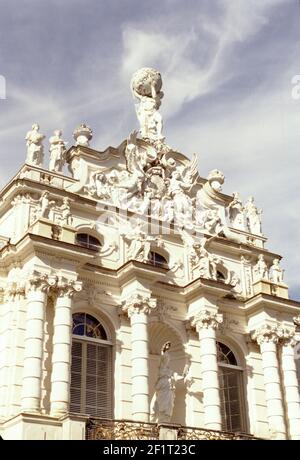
[70,313,112,418]
[217,342,246,433]
[148,251,168,269]
[76,233,102,251]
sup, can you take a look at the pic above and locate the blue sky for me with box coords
[0,0,299,298]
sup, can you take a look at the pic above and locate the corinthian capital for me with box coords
[191,310,223,332]
[26,270,57,294]
[121,293,157,317]
[251,324,283,345]
[280,327,297,347]
[56,275,82,298]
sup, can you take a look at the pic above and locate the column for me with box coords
[21,271,56,413]
[281,329,300,440]
[191,310,223,430]
[251,324,286,439]
[50,277,82,417]
[121,293,157,422]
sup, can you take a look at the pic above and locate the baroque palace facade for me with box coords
[0,68,300,440]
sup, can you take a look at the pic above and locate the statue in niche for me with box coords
[253,254,269,281]
[25,123,45,167]
[270,258,284,284]
[228,192,245,230]
[131,67,164,141]
[150,342,189,423]
[48,129,68,173]
[244,196,262,235]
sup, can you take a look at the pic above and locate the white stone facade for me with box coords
[0,68,300,440]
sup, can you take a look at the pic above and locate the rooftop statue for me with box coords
[25,123,45,167]
[131,67,164,141]
[49,129,68,173]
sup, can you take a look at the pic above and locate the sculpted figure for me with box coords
[150,342,189,423]
[60,198,72,226]
[253,254,269,281]
[244,196,262,235]
[270,258,284,284]
[37,191,55,219]
[122,220,150,262]
[49,129,68,172]
[189,238,219,280]
[25,123,45,167]
[131,67,164,141]
[228,192,245,230]
[168,154,198,224]
[203,208,224,235]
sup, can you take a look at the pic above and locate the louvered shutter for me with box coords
[70,340,112,418]
[70,340,83,413]
[85,343,112,418]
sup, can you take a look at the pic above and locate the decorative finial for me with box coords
[131,67,164,141]
[73,123,93,147]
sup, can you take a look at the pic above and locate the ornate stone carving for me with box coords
[121,293,157,317]
[59,197,73,226]
[253,254,269,282]
[26,270,57,294]
[294,315,300,327]
[280,327,297,347]
[131,67,164,141]
[251,324,283,345]
[36,191,56,219]
[270,258,284,284]
[185,236,218,280]
[121,219,163,263]
[207,169,225,192]
[191,310,223,331]
[227,192,245,230]
[73,123,93,146]
[244,196,262,235]
[56,275,82,298]
[49,129,68,172]
[25,123,45,167]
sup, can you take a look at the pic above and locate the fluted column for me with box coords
[251,324,286,439]
[191,310,223,430]
[21,271,56,413]
[50,277,82,417]
[281,328,300,439]
[121,293,157,422]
